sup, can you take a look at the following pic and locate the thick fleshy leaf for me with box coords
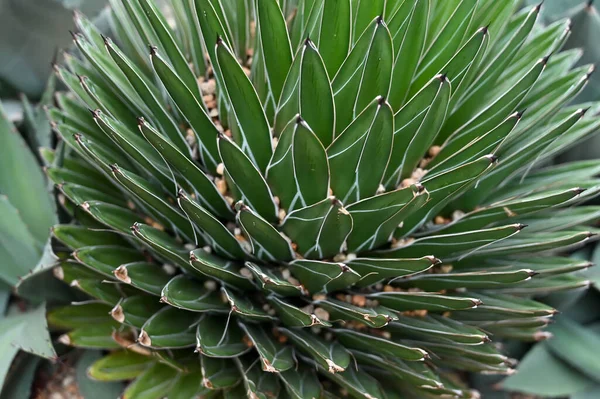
[333,18,394,132]
[387,315,489,345]
[196,313,250,358]
[218,135,278,222]
[148,53,221,174]
[122,363,179,399]
[49,302,117,329]
[255,0,293,102]
[319,364,385,399]
[139,307,200,349]
[279,365,323,399]
[289,259,360,294]
[221,287,276,322]
[236,203,294,262]
[328,97,394,203]
[281,197,353,259]
[177,191,245,259]
[334,329,427,361]
[74,245,145,278]
[267,295,330,328]
[368,291,482,312]
[388,0,430,109]
[201,357,240,390]
[381,224,525,261]
[88,351,154,381]
[215,38,273,172]
[189,249,253,290]
[113,261,171,296]
[275,39,335,146]
[280,327,350,373]
[319,0,351,77]
[239,322,295,373]
[349,256,439,287]
[113,296,164,329]
[546,318,600,382]
[246,263,305,297]
[161,275,228,313]
[314,298,398,328]
[345,185,428,252]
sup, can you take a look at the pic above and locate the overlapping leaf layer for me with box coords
[47,1,600,398]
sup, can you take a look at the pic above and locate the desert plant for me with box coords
[46,0,600,398]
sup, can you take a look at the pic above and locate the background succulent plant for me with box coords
[44,0,600,398]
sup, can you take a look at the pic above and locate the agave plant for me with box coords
[45,0,600,398]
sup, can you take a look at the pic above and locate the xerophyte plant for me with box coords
[46,0,600,398]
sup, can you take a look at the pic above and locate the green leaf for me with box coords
[345,184,428,252]
[195,313,250,358]
[239,322,295,373]
[352,351,442,389]
[139,307,199,349]
[246,263,305,297]
[149,52,221,174]
[236,204,294,262]
[74,245,145,278]
[433,188,584,234]
[76,351,126,399]
[289,259,360,294]
[221,287,276,322]
[441,55,547,145]
[218,135,278,222]
[0,103,56,245]
[319,0,351,77]
[279,366,322,399]
[130,222,196,274]
[52,225,129,250]
[319,364,385,399]
[267,295,331,327]
[113,296,164,329]
[48,302,116,329]
[315,298,398,328]
[161,274,228,313]
[546,318,600,383]
[110,165,194,241]
[333,18,394,132]
[334,329,427,361]
[281,197,353,259]
[328,97,394,203]
[255,0,293,102]
[122,363,179,399]
[368,291,481,312]
[112,261,171,296]
[103,37,189,155]
[177,191,245,260]
[414,0,478,92]
[137,0,201,101]
[388,315,489,345]
[190,249,254,290]
[88,351,154,381]
[60,324,121,349]
[0,303,56,361]
[280,327,350,373]
[502,343,595,397]
[276,39,336,146]
[384,76,446,188]
[381,224,524,261]
[201,357,240,390]
[388,0,430,108]
[215,38,273,172]
[0,196,42,285]
[397,155,496,235]
[349,256,439,287]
